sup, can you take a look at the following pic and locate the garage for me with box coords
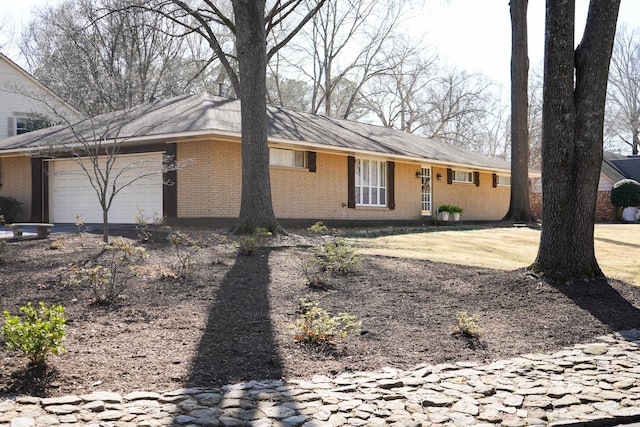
[48,152,164,224]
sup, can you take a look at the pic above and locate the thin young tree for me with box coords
[530,0,620,282]
[502,0,535,223]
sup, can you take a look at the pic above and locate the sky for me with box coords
[2,0,640,96]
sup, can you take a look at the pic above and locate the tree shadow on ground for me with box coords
[551,278,640,336]
[185,248,282,388]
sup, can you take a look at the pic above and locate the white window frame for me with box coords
[269,147,307,168]
[453,169,474,184]
[355,158,387,207]
[497,175,511,186]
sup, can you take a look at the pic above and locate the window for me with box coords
[15,115,54,135]
[497,175,511,186]
[355,158,386,206]
[269,148,306,168]
[453,169,474,184]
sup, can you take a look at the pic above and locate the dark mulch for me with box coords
[1,227,640,398]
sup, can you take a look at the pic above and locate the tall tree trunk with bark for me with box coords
[231,0,280,234]
[530,0,620,282]
[503,0,535,223]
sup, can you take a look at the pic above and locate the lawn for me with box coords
[350,224,640,286]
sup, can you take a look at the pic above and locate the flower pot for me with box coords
[452,212,461,221]
[622,206,638,222]
[439,211,450,221]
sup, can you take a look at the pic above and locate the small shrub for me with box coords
[49,238,65,250]
[291,300,361,345]
[611,179,640,208]
[313,236,360,274]
[0,196,23,223]
[237,228,271,256]
[452,311,482,337]
[308,221,329,234]
[170,231,201,278]
[69,238,148,304]
[1,302,66,367]
[299,255,329,289]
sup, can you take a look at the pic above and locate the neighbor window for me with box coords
[453,169,474,183]
[497,175,511,186]
[269,148,306,168]
[355,158,386,206]
[15,115,54,135]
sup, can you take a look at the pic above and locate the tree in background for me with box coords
[530,0,620,282]
[502,0,534,223]
[606,25,640,155]
[20,0,212,116]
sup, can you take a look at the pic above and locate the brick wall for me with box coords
[529,189,616,222]
[0,156,32,221]
[176,139,510,222]
[431,166,510,220]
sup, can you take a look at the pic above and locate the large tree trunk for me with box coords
[530,0,620,282]
[503,0,535,223]
[231,0,280,234]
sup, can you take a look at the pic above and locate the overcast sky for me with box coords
[2,0,640,96]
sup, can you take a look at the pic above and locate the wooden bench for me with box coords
[8,223,55,238]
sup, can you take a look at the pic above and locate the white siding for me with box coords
[0,56,79,138]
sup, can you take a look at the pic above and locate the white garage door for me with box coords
[48,153,164,224]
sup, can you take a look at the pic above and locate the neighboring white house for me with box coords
[0,53,80,138]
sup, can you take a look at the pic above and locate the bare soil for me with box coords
[1,227,640,398]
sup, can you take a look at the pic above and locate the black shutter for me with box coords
[492,173,498,188]
[387,161,395,210]
[474,171,480,187]
[347,156,355,208]
[308,151,316,172]
[31,158,44,222]
[7,117,15,137]
[163,143,178,218]
[446,168,453,184]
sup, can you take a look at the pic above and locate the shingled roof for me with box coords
[0,92,511,172]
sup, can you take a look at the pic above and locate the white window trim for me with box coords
[452,169,474,184]
[355,158,387,207]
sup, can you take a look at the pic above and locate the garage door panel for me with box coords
[49,153,163,224]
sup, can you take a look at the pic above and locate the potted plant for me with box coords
[450,205,463,221]
[437,204,451,221]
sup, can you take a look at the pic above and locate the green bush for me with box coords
[313,237,360,274]
[237,228,271,256]
[291,300,361,345]
[2,302,66,367]
[452,311,482,337]
[0,196,23,223]
[69,238,148,304]
[611,179,640,208]
[308,221,329,234]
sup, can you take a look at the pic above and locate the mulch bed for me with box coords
[1,227,640,398]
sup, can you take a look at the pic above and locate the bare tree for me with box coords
[286,0,406,119]
[20,0,207,116]
[503,0,534,223]
[606,25,640,155]
[530,0,620,282]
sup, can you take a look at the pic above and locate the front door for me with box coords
[421,166,432,216]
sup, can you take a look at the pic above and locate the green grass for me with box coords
[350,224,640,286]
